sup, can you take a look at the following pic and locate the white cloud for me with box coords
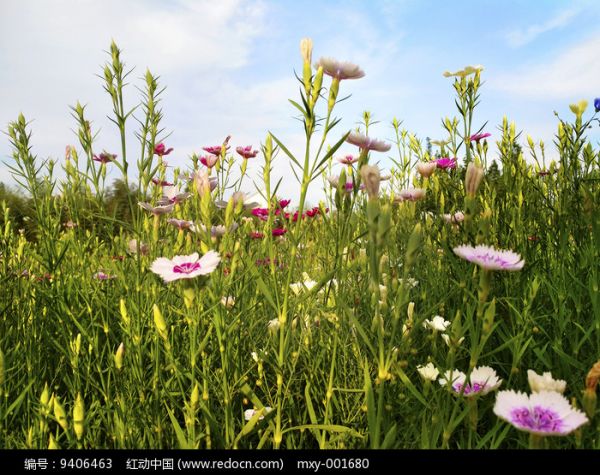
[506,7,580,47]
[490,33,600,99]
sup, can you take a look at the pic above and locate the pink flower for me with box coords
[192,170,218,195]
[346,132,391,152]
[494,390,588,436]
[138,202,174,216]
[395,188,426,202]
[272,228,287,237]
[236,145,258,159]
[93,152,117,164]
[316,57,365,80]
[435,157,457,169]
[416,161,436,178]
[469,132,491,143]
[251,208,270,220]
[453,244,524,271]
[150,251,221,283]
[202,136,231,156]
[151,178,174,187]
[439,366,502,397]
[94,271,115,280]
[200,155,219,168]
[167,218,196,231]
[337,155,359,165]
[278,199,291,208]
[442,211,465,224]
[154,143,174,156]
[249,231,264,239]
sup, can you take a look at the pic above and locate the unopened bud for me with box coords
[360,165,380,200]
[53,396,68,431]
[465,162,484,196]
[73,393,84,440]
[115,342,125,370]
[153,304,168,340]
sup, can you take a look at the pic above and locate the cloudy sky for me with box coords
[1,0,599,201]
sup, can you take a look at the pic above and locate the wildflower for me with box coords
[439,366,502,397]
[360,165,381,199]
[202,137,231,156]
[138,202,174,216]
[416,161,436,178]
[399,277,419,288]
[127,239,149,256]
[200,155,219,168]
[267,318,280,333]
[215,192,259,210]
[249,231,264,239]
[441,333,465,347]
[527,370,566,394]
[346,132,391,152]
[151,178,174,187]
[150,251,221,283]
[493,390,588,435]
[92,152,116,164]
[453,244,524,271]
[236,145,258,159]
[278,199,291,209]
[469,132,491,142]
[305,207,321,218]
[435,157,457,169]
[159,186,192,206]
[193,169,218,195]
[423,316,451,332]
[221,296,235,309]
[417,363,440,381]
[290,274,318,295]
[244,407,272,421]
[272,228,287,237]
[395,188,426,202]
[465,162,484,196]
[583,361,600,417]
[64,220,77,229]
[595,98,600,112]
[199,223,237,237]
[316,57,365,80]
[443,211,465,224]
[167,218,196,231]
[443,65,484,78]
[337,155,358,165]
[93,272,115,280]
[154,143,173,156]
[251,208,270,220]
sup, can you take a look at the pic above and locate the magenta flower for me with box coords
[236,145,258,159]
[278,199,291,208]
[494,390,588,436]
[251,208,270,220]
[202,137,231,156]
[453,244,524,271]
[154,143,173,156]
[93,152,117,164]
[469,132,491,143]
[272,228,287,237]
[346,132,391,152]
[337,155,359,165]
[150,251,221,283]
[435,157,457,169]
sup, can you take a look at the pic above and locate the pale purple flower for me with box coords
[92,152,117,164]
[442,211,465,224]
[493,390,588,436]
[94,271,115,280]
[127,239,149,256]
[337,155,359,165]
[198,223,238,237]
[435,157,457,169]
[138,202,175,216]
[416,161,436,178]
[214,192,259,210]
[395,188,426,202]
[167,218,197,231]
[453,244,524,271]
[346,132,391,152]
[150,251,221,283]
[439,366,502,397]
[316,57,365,80]
[158,186,192,205]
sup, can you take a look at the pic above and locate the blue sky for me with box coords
[1,0,599,201]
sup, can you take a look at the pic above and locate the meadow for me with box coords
[0,40,598,449]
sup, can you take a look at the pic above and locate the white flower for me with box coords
[417,363,439,381]
[423,316,451,332]
[290,274,318,295]
[441,334,465,347]
[150,251,221,283]
[439,366,502,397]
[527,370,567,394]
[268,318,280,333]
[399,277,419,288]
[251,351,259,362]
[244,406,272,421]
[221,296,235,309]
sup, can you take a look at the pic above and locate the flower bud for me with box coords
[114,342,125,370]
[465,162,484,196]
[360,165,380,200]
[153,304,168,341]
[53,396,68,431]
[583,360,600,417]
[73,393,84,440]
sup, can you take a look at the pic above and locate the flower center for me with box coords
[453,382,486,395]
[173,262,201,274]
[509,406,563,433]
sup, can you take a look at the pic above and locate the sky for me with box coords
[1,0,599,202]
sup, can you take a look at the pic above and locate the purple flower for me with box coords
[150,251,221,283]
[453,244,524,271]
[469,132,491,143]
[595,98,600,112]
[494,390,588,436]
[435,157,457,170]
[94,271,115,280]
